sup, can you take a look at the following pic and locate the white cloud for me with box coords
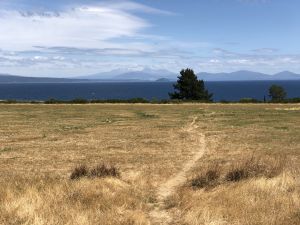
[194,50,300,74]
[33,56,48,61]
[0,5,149,51]
[98,1,175,15]
[252,48,279,54]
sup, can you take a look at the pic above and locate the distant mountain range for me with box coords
[74,69,300,81]
[0,74,87,83]
[74,68,176,81]
[1,69,300,83]
[197,70,300,81]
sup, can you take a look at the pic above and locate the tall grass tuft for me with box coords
[191,155,285,189]
[90,164,120,178]
[191,166,220,189]
[70,164,120,180]
[225,155,284,182]
[70,165,88,180]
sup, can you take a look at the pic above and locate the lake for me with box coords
[0,80,299,102]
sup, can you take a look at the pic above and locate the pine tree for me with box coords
[169,68,213,101]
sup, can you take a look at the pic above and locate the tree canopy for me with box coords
[169,68,213,101]
[269,85,287,102]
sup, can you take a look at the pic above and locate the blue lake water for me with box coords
[0,81,299,102]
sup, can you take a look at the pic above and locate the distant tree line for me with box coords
[1,95,299,104]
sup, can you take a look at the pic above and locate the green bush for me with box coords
[45,98,64,104]
[69,98,89,104]
[91,98,150,104]
[1,99,18,104]
[220,99,230,104]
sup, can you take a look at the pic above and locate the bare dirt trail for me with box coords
[149,117,206,224]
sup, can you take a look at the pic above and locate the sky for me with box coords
[0,0,299,77]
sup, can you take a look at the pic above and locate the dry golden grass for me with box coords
[0,176,151,225]
[175,104,300,225]
[179,154,299,224]
[0,104,299,225]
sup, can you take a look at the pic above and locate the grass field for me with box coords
[0,104,299,225]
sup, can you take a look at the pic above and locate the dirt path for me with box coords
[150,117,206,224]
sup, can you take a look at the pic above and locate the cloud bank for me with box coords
[0,0,299,77]
[0,5,150,51]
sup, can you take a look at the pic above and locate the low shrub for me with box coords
[70,164,120,180]
[225,168,249,182]
[239,98,261,103]
[220,99,230,104]
[0,99,18,104]
[191,155,285,189]
[157,99,171,104]
[70,98,89,104]
[127,98,149,103]
[225,156,284,182]
[70,165,88,180]
[91,98,150,104]
[282,98,300,103]
[30,101,42,104]
[45,98,64,104]
[90,164,120,178]
[191,168,220,189]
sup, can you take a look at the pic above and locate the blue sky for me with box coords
[0,0,299,77]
